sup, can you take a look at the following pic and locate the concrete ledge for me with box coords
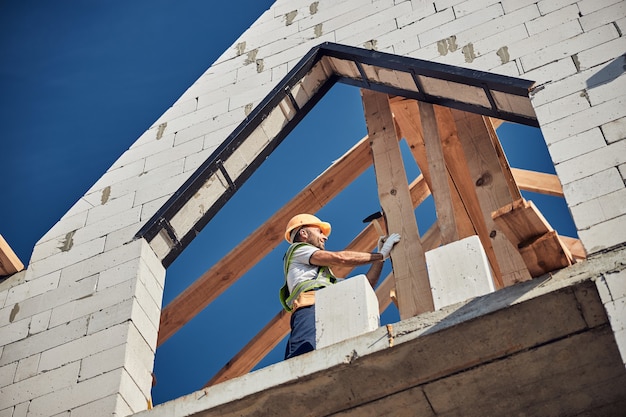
[140,244,626,417]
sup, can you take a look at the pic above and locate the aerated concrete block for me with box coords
[426,235,495,310]
[316,275,380,349]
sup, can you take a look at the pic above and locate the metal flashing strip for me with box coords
[136,42,538,266]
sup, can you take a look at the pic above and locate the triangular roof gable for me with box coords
[137,42,537,266]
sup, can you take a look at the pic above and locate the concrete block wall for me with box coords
[426,235,495,310]
[1,0,624,415]
[0,240,164,416]
[315,275,380,349]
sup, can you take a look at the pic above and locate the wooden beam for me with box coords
[485,117,522,202]
[419,102,459,244]
[491,198,555,246]
[361,89,433,319]
[0,234,24,276]
[452,109,531,286]
[158,135,374,346]
[489,118,505,130]
[434,105,506,287]
[391,99,475,241]
[511,168,564,197]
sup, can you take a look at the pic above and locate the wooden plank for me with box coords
[452,109,531,286]
[429,105,505,288]
[389,99,427,169]
[158,134,375,346]
[0,234,24,276]
[511,168,564,197]
[394,100,511,290]
[361,89,433,319]
[419,102,459,244]
[391,100,475,241]
[432,105,497,243]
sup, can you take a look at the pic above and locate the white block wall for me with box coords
[1,0,625,416]
[315,275,380,349]
[0,240,164,416]
[426,235,495,310]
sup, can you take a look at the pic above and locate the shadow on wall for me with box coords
[585,54,626,89]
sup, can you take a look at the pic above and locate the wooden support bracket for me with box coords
[492,198,575,277]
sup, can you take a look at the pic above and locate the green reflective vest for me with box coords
[279,242,337,312]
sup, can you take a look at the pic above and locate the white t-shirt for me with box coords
[286,244,321,292]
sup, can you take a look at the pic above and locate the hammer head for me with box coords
[362,211,383,224]
[362,211,385,237]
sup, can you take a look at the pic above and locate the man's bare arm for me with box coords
[310,250,384,267]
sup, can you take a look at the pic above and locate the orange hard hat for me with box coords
[284,213,331,243]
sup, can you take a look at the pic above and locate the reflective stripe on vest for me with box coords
[279,242,337,312]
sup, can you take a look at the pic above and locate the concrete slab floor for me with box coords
[140,244,626,417]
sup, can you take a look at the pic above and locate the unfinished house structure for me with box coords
[1,0,626,416]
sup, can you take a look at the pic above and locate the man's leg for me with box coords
[284,305,316,359]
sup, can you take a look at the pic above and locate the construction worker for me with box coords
[280,213,400,359]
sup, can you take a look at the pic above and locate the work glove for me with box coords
[377,233,401,259]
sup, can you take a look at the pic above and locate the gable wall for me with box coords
[1,0,624,415]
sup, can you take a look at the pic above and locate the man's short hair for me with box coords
[290,226,304,243]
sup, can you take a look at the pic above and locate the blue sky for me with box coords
[1,1,577,405]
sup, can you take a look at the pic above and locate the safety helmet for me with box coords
[284,213,331,243]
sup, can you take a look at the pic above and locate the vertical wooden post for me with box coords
[361,90,434,319]
[419,102,460,244]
